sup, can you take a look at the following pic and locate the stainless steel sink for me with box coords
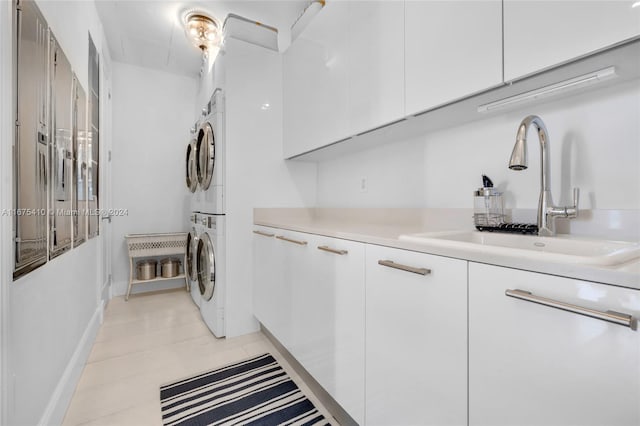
[399,231,640,266]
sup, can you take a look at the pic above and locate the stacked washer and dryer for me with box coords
[185,89,226,338]
[185,13,283,338]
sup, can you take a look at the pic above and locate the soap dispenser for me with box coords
[474,175,505,228]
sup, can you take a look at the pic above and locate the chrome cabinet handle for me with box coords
[317,245,348,255]
[253,230,274,237]
[276,235,308,246]
[506,289,637,330]
[378,260,431,276]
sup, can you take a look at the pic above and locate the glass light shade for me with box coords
[184,13,221,52]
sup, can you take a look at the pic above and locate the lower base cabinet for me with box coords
[255,226,640,425]
[291,234,365,425]
[253,227,365,424]
[469,262,640,426]
[365,245,468,426]
[253,226,291,346]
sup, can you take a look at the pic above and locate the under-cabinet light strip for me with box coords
[477,66,617,113]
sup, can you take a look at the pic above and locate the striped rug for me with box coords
[160,353,331,426]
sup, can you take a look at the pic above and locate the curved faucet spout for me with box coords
[508,115,578,236]
[510,115,551,193]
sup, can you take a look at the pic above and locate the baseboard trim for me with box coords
[38,304,102,426]
[260,324,357,426]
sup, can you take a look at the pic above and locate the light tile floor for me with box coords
[62,289,338,426]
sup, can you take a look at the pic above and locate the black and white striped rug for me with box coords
[160,353,331,426]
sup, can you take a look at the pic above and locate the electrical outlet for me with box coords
[360,177,368,193]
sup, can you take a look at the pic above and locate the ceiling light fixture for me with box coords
[184,11,222,57]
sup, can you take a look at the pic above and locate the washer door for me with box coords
[196,122,215,190]
[196,232,215,301]
[185,228,198,283]
[185,141,197,193]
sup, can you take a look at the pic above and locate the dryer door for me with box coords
[196,232,216,301]
[196,122,215,190]
[185,141,197,193]
[185,227,198,285]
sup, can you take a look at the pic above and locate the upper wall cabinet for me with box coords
[504,0,640,81]
[283,2,349,158]
[348,1,404,136]
[404,0,503,116]
[283,1,404,158]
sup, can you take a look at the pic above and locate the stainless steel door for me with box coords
[13,0,49,277]
[196,122,215,190]
[196,232,215,301]
[73,81,87,246]
[49,36,73,258]
[88,36,99,239]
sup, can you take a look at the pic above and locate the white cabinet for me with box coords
[283,1,404,158]
[404,0,503,116]
[504,0,640,81]
[283,1,349,158]
[252,226,290,346]
[291,234,365,425]
[348,1,404,136]
[253,226,310,349]
[365,245,468,426]
[253,227,365,424]
[469,262,640,426]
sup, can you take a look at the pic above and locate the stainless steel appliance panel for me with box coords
[14,0,49,277]
[49,37,74,258]
[73,80,87,246]
[87,35,99,238]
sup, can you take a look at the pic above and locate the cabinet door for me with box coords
[405,0,503,116]
[283,1,404,158]
[469,263,640,426]
[366,245,467,426]
[504,1,640,81]
[252,226,282,336]
[283,1,349,158]
[272,229,312,353]
[348,1,404,136]
[293,234,365,425]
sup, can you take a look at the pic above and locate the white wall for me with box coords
[1,1,110,425]
[317,79,640,233]
[0,2,12,425]
[111,62,197,296]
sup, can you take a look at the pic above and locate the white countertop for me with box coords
[254,208,640,290]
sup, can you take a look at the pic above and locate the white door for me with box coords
[404,0,503,115]
[365,244,468,426]
[252,226,281,333]
[304,234,365,426]
[504,0,640,81]
[276,229,310,351]
[469,262,640,426]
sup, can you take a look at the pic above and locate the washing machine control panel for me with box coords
[200,216,217,230]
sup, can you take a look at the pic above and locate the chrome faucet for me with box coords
[508,115,579,236]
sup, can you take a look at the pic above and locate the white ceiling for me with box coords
[95,0,309,77]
